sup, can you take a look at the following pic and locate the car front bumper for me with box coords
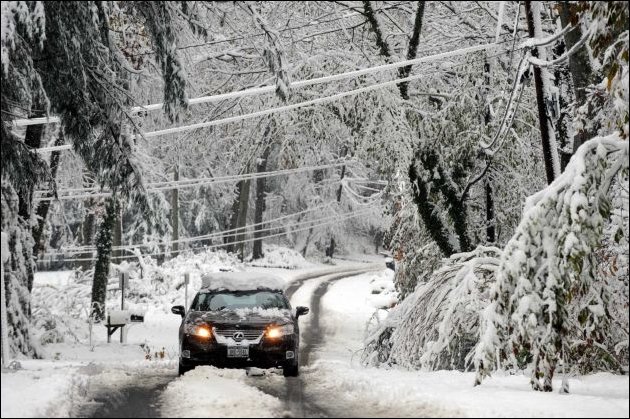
[180,334,298,369]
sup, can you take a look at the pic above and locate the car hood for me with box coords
[186,308,293,327]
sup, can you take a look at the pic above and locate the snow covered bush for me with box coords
[362,246,501,370]
[474,135,629,391]
[247,244,312,269]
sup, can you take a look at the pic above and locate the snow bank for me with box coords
[160,366,283,417]
[0,366,88,417]
[248,244,312,269]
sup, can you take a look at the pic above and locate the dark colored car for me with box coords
[171,272,309,377]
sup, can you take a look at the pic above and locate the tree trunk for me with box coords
[552,38,574,171]
[91,196,118,321]
[485,180,496,243]
[225,180,244,253]
[252,142,272,260]
[17,108,45,223]
[16,98,46,295]
[171,165,179,258]
[32,133,64,257]
[483,58,496,244]
[80,197,96,270]
[558,1,596,153]
[328,147,348,259]
[301,169,324,257]
[525,0,559,184]
[235,178,251,261]
[398,1,425,100]
[408,152,456,256]
[112,201,122,261]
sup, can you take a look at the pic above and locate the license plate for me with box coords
[227,346,249,358]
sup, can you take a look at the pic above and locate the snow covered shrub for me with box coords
[384,192,442,299]
[247,244,312,269]
[362,246,501,370]
[474,135,629,391]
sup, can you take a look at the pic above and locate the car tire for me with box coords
[283,363,299,377]
[178,362,193,376]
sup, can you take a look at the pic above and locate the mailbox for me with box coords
[107,310,130,326]
[105,310,145,343]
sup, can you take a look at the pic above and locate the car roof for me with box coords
[200,271,285,293]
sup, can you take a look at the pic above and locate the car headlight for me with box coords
[266,324,294,339]
[184,323,213,339]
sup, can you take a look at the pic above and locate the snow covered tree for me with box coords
[474,2,629,390]
[363,246,502,370]
[1,1,199,345]
[474,135,628,391]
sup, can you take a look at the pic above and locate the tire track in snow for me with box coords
[81,370,175,418]
[249,267,381,418]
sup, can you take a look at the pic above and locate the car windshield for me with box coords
[191,290,289,312]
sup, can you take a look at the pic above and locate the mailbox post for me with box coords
[119,272,128,343]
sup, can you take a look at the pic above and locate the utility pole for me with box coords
[524,0,560,184]
[172,164,179,258]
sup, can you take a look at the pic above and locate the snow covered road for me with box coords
[3,264,627,418]
[77,265,382,418]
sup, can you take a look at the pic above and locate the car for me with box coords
[171,271,309,377]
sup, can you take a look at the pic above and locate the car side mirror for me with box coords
[296,306,309,317]
[171,305,185,318]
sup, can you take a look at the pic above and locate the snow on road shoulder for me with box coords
[1,363,87,418]
[0,360,175,418]
[160,366,284,418]
[305,270,629,418]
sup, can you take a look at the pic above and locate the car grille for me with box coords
[214,329,264,340]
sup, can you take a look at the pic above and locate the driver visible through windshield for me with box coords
[191,291,289,312]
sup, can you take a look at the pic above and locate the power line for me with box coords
[24,41,501,137]
[32,43,515,156]
[34,161,355,201]
[52,202,337,253]
[40,206,377,262]
[134,42,499,115]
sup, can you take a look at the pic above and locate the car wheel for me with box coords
[283,363,299,377]
[178,362,193,376]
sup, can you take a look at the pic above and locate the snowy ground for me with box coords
[1,250,628,418]
[0,249,381,417]
[303,273,629,418]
